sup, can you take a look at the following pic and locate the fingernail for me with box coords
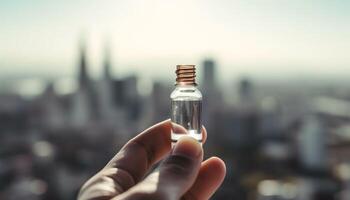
[173,136,202,158]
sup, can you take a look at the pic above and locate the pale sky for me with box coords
[0,0,349,81]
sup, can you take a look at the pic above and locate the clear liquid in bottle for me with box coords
[171,99,202,145]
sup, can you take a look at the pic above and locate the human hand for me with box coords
[78,120,226,200]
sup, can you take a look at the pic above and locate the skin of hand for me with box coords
[78,120,226,200]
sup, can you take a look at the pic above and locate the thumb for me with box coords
[156,136,203,197]
[117,136,203,200]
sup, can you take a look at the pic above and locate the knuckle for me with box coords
[103,167,135,192]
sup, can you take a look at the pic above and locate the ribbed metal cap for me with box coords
[175,65,196,86]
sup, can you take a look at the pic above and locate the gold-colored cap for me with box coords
[175,65,196,85]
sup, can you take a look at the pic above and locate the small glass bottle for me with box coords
[170,65,202,145]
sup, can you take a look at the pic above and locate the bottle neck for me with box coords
[171,84,202,100]
[175,82,197,87]
[175,83,197,89]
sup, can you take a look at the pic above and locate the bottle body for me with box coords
[170,85,202,144]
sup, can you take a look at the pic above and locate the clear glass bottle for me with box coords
[170,65,202,145]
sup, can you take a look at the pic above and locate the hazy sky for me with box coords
[0,0,349,81]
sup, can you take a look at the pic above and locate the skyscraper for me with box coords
[97,42,116,122]
[78,38,90,90]
[71,38,93,127]
[202,59,216,90]
[103,41,112,81]
[200,59,223,126]
[239,78,253,103]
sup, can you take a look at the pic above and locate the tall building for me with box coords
[97,42,116,122]
[70,39,93,127]
[78,39,90,90]
[103,41,112,81]
[201,59,223,125]
[239,78,253,103]
[202,59,216,90]
[238,78,257,112]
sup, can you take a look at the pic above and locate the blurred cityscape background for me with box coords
[1,1,350,200]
